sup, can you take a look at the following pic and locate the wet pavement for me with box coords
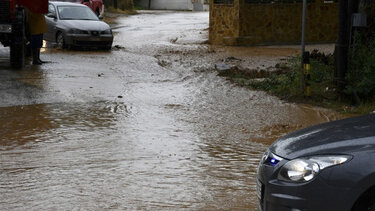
[0,11,344,210]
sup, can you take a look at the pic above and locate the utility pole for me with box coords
[301,0,307,95]
[334,0,360,91]
[334,0,349,91]
[114,0,118,9]
[301,0,307,56]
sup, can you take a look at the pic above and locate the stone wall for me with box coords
[210,0,339,45]
[209,0,240,45]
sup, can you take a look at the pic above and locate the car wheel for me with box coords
[352,188,375,211]
[56,32,66,49]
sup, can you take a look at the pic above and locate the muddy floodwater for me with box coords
[0,11,344,210]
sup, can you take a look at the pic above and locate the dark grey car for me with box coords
[257,114,375,211]
[44,2,113,50]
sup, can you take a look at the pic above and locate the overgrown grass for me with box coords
[243,49,375,114]
[249,55,336,101]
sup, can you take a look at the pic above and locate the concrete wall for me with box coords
[192,0,209,11]
[210,0,339,45]
[137,0,193,10]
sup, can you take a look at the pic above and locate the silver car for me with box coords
[44,1,113,50]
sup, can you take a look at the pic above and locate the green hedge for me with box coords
[345,34,375,102]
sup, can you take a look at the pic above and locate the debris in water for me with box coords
[170,37,178,43]
[225,56,242,62]
[215,62,231,74]
[114,45,125,50]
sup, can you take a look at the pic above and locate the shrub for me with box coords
[345,35,375,102]
[249,56,334,100]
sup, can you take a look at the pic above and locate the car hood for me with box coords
[59,20,110,31]
[269,114,375,159]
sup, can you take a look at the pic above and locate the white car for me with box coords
[44,1,113,50]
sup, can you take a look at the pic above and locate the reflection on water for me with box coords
[0,102,129,145]
[0,104,54,145]
[0,96,341,210]
[0,98,266,210]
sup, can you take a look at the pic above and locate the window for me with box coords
[214,0,234,5]
[48,4,56,16]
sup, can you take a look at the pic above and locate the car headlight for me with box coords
[278,155,352,183]
[101,29,112,34]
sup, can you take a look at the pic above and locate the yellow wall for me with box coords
[209,0,240,45]
[210,0,339,45]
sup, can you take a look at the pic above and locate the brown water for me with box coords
[0,11,344,210]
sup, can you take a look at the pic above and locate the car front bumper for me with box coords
[65,34,113,47]
[257,153,356,211]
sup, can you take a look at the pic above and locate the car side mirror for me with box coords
[47,13,57,19]
[98,15,103,20]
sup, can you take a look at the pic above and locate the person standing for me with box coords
[26,9,48,65]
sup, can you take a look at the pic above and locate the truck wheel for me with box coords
[10,8,25,68]
[10,42,25,68]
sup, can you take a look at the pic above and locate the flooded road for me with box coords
[0,11,344,210]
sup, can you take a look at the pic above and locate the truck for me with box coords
[56,0,104,16]
[81,0,104,16]
[0,0,48,68]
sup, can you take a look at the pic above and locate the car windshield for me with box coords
[57,6,98,21]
